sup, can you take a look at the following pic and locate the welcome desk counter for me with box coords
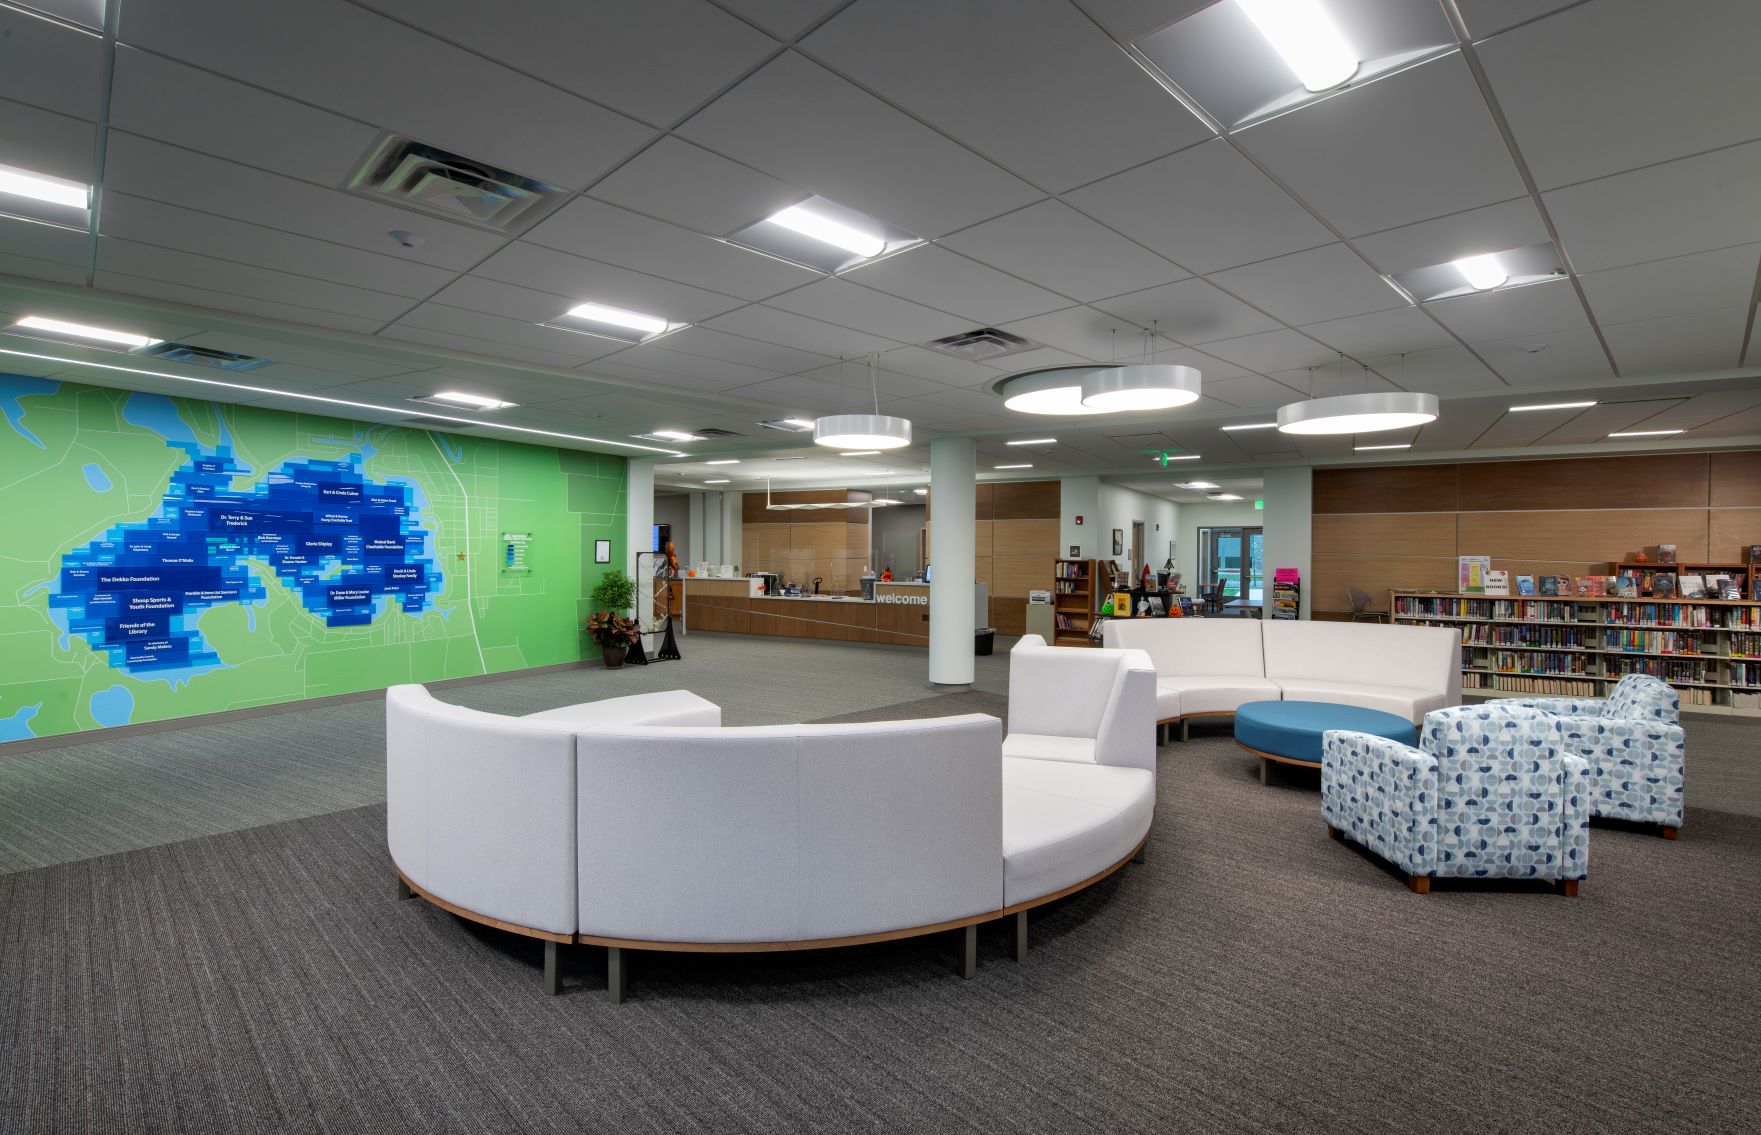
[681,578,931,646]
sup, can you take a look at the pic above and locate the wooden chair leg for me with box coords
[1326,825,1343,841]
[1661,826,1679,841]
[1557,879,1580,897]
[1407,875,1431,895]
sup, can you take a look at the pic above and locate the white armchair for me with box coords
[1005,636,1157,772]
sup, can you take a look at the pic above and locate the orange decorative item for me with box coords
[1634,551,1649,563]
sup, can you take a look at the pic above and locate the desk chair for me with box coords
[1347,586,1385,623]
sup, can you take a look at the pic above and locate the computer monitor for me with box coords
[652,523,670,553]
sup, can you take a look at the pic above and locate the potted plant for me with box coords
[587,569,639,668]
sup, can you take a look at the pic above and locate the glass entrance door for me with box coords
[1199,526,1264,606]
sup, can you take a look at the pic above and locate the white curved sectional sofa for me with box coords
[1101,618,1462,736]
[386,648,1157,1001]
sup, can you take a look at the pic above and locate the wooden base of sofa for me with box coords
[393,838,1147,1000]
[1237,740,1320,785]
[1662,826,1680,841]
[1159,711,1235,744]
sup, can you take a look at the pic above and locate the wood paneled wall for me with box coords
[1311,451,1761,614]
[740,489,872,593]
[925,480,1060,635]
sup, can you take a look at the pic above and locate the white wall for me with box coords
[1261,467,1313,619]
[1098,484,1178,574]
[652,493,692,562]
[1059,475,1101,559]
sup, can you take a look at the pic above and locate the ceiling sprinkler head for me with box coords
[388,229,426,249]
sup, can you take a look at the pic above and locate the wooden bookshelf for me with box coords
[1390,589,1761,716]
[1053,558,1098,646]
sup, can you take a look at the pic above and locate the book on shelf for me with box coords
[1458,555,1492,593]
[1516,575,1536,596]
[1539,575,1559,597]
[1678,574,1706,599]
[1657,543,1677,564]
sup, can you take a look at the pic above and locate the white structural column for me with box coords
[929,437,976,690]
[1060,475,1101,559]
[626,459,655,616]
[1260,466,1313,619]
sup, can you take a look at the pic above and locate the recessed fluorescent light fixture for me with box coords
[704,479,731,484]
[759,418,817,433]
[0,162,91,228]
[416,390,516,410]
[1154,453,1203,462]
[1607,429,1683,438]
[1510,401,1597,412]
[995,463,1033,470]
[1453,253,1507,291]
[1220,422,1278,431]
[1237,0,1358,92]
[1178,481,1220,489]
[1208,493,1244,501]
[1354,443,1412,451]
[9,316,160,350]
[1006,437,1057,446]
[541,301,682,344]
[705,459,740,465]
[839,450,882,457]
[913,488,928,495]
[639,429,706,442]
[726,195,919,274]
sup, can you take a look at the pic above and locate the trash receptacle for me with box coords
[975,628,995,656]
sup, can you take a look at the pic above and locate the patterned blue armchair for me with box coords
[1491,674,1685,838]
[1320,704,1590,895]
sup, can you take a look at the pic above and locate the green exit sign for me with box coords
[1255,499,1264,510]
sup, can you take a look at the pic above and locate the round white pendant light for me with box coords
[813,413,912,449]
[995,366,1128,416]
[1276,391,1440,435]
[1081,364,1202,411]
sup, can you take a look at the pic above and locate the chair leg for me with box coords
[1259,758,1269,786]
[1132,840,1147,865]
[1011,912,1028,963]
[607,946,627,1004]
[1179,718,1189,743]
[1557,879,1580,897]
[543,941,563,996]
[1661,826,1679,841]
[395,877,414,900]
[1407,875,1431,895]
[958,924,977,979]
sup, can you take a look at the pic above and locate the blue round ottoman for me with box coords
[1233,700,1417,785]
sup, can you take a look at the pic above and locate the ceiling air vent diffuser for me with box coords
[345,135,566,234]
[924,327,1039,362]
[140,342,275,371]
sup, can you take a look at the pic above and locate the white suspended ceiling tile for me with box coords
[1063,139,1332,275]
[1299,307,1459,358]
[995,305,1133,361]
[599,343,780,389]
[871,345,1005,388]
[1423,278,1589,344]
[703,303,902,358]
[1530,399,1690,446]
[0,6,103,122]
[974,345,1091,373]
[802,0,1210,194]
[1698,404,1761,437]
[645,325,832,376]
[0,251,86,286]
[99,132,506,272]
[1544,141,1761,274]
[1367,345,1505,394]
[108,48,381,188]
[763,277,969,345]
[352,0,778,127]
[1625,389,1761,432]
[1578,244,1761,326]
[0,97,97,185]
[92,270,388,336]
[1199,328,1340,376]
[1455,0,1582,39]
[1208,243,1406,327]
[98,193,457,300]
[167,333,425,381]
[522,197,817,302]
[791,361,953,401]
[1473,327,1613,388]
[375,323,605,372]
[95,238,415,323]
[1234,54,1527,239]
[0,213,87,265]
[586,138,805,238]
[841,244,1070,327]
[391,296,629,361]
[716,0,845,38]
[1351,197,1550,277]
[1476,0,1761,191]
[21,0,104,29]
[938,199,1189,303]
[1600,308,1749,377]
[1091,277,1282,345]
[675,52,1042,238]
[584,358,762,395]
[117,0,656,190]
[1271,367,1400,400]
[469,241,748,325]
[1470,402,1600,449]
[1072,0,1213,43]
[1198,375,1303,411]
[727,374,868,413]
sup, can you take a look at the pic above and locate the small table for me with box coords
[1223,598,1262,619]
[1233,700,1417,785]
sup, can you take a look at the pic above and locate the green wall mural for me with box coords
[0,373,627,744]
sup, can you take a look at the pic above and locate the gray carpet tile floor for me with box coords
[0,632,1012,873]
[3,678,1759,1133]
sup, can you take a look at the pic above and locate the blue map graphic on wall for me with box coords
[51,444,443,676]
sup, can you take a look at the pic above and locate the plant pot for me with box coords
[601,644,626,669]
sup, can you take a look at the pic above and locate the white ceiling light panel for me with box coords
[1391,242,1565,303]
[726,195,920,274]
